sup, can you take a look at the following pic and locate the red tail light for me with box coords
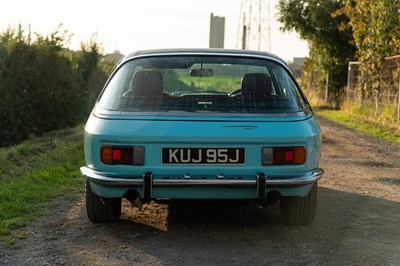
[262,146,306,165]
[100,146,144,165]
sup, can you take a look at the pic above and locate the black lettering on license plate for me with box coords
[162,148,245,165]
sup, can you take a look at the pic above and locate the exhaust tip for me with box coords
[125,190,142,208]
[267,191,280,205]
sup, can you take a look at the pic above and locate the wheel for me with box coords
[280,183,317,225]
[85,180,121,223]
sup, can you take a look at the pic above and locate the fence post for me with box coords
[375,73,380,118]
[325,72,330,102]
[398,77,400,121]
[375,89,380,118]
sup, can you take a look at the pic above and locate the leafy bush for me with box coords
[0,26,110,147]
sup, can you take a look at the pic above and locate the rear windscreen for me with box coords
[98,56,308,114]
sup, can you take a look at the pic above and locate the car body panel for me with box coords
[81,48,323,203]
[83,113,321,199]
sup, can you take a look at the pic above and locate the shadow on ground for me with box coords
[4,186,398,266]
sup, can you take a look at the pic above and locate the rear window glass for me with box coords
[98,56,308,114]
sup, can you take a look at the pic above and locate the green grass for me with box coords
[302,86,400,145]
[179,75,241,93]
[0,125,85,247]
[316,108,400,145]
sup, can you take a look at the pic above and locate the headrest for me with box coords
[132,71,163,97]
[240,73,273,100]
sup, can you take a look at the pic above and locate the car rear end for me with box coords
[81,49,323,224]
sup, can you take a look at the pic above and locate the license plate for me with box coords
[162,148,245,165]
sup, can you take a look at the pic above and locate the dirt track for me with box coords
[1,116,400,266]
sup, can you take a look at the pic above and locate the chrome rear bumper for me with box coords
[80,167,323,188]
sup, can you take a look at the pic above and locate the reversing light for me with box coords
[100,146,144,165]
[262,146,306,165]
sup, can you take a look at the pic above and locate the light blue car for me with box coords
[81,49,323,225]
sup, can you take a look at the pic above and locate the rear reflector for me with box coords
[285,151,294,161]
[112,150,121,161]
[101,146,144,165]
[262,146,306,165]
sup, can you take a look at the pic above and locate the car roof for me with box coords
[119,48,287,66]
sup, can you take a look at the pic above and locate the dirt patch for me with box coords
[1,116,399,265]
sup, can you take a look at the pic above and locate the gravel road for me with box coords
[1,116,399,266]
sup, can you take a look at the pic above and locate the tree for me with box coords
[339,0,400,113]
[76,34,109,116]
[277,0,356,105]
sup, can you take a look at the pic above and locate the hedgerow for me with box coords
[0,25,110,147]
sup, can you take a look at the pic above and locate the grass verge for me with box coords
[0,125,85,248]
[303,87,400,145]
[316,107,400,145]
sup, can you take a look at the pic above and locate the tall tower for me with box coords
[209,13,225,49]
[236,0,271,52]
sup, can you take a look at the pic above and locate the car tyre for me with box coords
[280,183,317,225]
[85,180,121,223]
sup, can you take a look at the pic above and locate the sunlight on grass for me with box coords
[317,108,400,145]
[0,125,85,247]
[302,85,400,145]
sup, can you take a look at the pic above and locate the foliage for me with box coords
[76,34,111,116]
[277,0,356,105]
[0,25,110,147]
[0,26,78,145]
[338,0,400,100]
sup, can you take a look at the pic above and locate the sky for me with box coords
[1,0,309,62]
